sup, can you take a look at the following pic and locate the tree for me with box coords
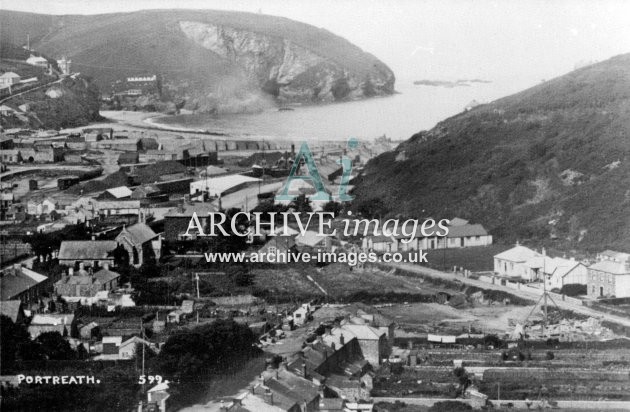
[76,343,89,359]
[228,265,254,287]
[322,201,342,216]
[24,232,61,261]
[429,400,472,412]
[36,331,76,360]
[453,367,471,396]
[559,283,587,296]
[155,319,258,384]
[70,319,80,339]
[483,334,502,348]
[0,315,43,373]
[290,194,312,214]
[354,197,387,219]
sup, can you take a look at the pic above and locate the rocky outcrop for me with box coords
[179,21,395,103]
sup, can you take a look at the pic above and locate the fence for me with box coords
[372,397,630,410]
[475,274,586,305]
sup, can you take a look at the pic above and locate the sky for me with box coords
[2,0,630,84]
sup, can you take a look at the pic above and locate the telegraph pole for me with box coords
[542,248,548,337]
[195,273,200,299]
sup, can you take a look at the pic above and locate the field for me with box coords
[381,302,536,335]
[425,244,508,272]
[252,262,470,304]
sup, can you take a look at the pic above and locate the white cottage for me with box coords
[494,244,541,279]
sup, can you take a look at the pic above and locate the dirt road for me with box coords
[387,262,630,328]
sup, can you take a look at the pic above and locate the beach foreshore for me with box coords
[62,110,364,154]
[99,110,223,136]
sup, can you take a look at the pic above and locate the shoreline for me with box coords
[93,110,367,149]
[99,110,228,137]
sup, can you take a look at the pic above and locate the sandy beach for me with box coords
[99,110,215,135]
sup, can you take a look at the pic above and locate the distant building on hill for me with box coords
[0,72,21,87]
[26,55,49,68]
[57,56,72,75]
[112,74,161,96]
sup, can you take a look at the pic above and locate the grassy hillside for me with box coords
[0,9,394,108]
[352,54,630,251]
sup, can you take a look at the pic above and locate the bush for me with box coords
[428,400,472,412]
[546,338,560,347]
[483,334,503,348]
[560,283,587,296]
[546,351,555,360]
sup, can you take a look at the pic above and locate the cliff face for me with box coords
[179,21,395,103]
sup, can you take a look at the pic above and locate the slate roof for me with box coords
[57,275,93,286]
[589,260,630,275]
[190,175,260,197]
[294,231,325,248]
[598,250,630,262]
[94,269,121,284]
[118,223,157,246]
[96,200,140,210]
[104,186,132,199]
[201,165,228,176]
[58,240,117,261]
[0,72,20,79]
[0,268,47,300]
[494,245,540,262]
[0,300,23,322]
[551,257,583,278]
[31,314,74,325]
[263,369,319,405]
[164,202,218,218]
[118,152,139,164]
[446,223,488,238]
[259,236,295,254]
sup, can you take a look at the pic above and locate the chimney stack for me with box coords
[339,333,345,346]
[12,264,21,276]
[68,267,74,276]
[103,262,110,271]
[264,388,274,405]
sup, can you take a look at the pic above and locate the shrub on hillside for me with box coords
[559,283,587,296]
[428,400,472,412]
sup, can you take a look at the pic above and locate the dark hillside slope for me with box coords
[352,54,630,251]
